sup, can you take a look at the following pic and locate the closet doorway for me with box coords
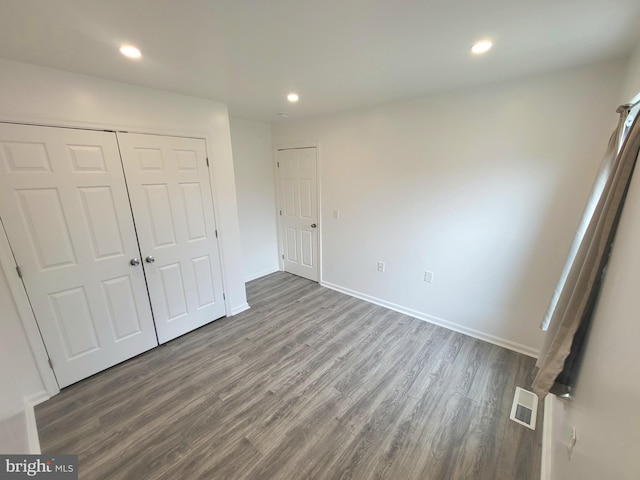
[0,123,225,387]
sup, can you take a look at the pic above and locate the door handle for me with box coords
[145,256,155,264]
[311,223,317,228]
[130,258,140,266]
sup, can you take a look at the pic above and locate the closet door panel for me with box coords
[117,133,225,343]
[0,123,158,388]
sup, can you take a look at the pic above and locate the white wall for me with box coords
[229,118,279,282]
[0,59,247,421]
[621,41,640,102]
[272,59,625,356]
[547,44,640,480]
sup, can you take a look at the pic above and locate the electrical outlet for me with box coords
[567,426,577,460]
[424,271,434,283]
[332,209,340,219]
[377,261,385,273]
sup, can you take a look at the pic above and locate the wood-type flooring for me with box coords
[36,272,542,479]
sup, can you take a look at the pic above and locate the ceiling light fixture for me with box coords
[119,45,142,59]
[471,40,493,54]
[287,93,299,103]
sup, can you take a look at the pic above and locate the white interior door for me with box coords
[277,147,318,281]
[117,133,225,344]
[0,123,158,388]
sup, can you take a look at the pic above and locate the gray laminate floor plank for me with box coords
[36,272,542,479]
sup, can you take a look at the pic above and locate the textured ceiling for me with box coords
[1,0,639,120]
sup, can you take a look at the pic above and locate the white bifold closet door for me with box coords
[0,124,158,388]
[0,124,226,388]
[117,133,225,344]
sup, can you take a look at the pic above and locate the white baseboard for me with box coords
[541,394,555,480]
[25,391,50,408]
[25,391,49,454]
[229,303,251,316]
[320,281,540,358]
[244,267,280,283]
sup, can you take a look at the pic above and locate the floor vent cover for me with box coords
[509,387,538,430]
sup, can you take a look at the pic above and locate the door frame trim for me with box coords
[0,218,59,397]
[0,119,229,395]
[273,141,322,283]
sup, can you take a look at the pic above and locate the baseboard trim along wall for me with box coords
[540,394,555,480]
[321,281,540,358]
[244,267,280,283]
[229,303,251,316]
[25,391,49,454]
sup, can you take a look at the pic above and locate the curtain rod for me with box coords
[617,98,640,115]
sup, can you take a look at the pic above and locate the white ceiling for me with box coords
[1,0,640,121]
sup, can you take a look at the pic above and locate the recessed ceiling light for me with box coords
[278,112,289,118]
[119,45,142,59]
[471,40,493,55]
[287,93,299,103]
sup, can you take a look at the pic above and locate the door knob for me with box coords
[311,223,317,228]
[145,256,155,264]
[130,258,140,266]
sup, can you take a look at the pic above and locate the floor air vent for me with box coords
[509,387,538,430]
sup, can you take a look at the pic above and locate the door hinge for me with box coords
[279,210,282,216]
[222,293,226,300]
[48,358,54,370]
[215,229,218,238]
[277,161,280,168]
[206,157,210,168]
[16,266,22,278]
[282,254,284,260]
